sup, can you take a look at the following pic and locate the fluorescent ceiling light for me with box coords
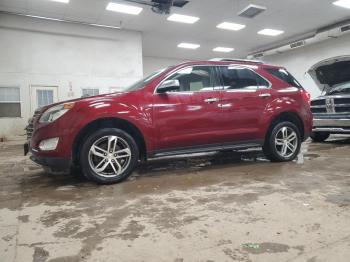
[178,43,200,49]
[216,22,246,31]
[258,29,284,36]
[0,12,121,29]
[333,0,350,9]
[213,47,234,53]
[50,0,69,3]
[106,2,143,15]
[167,14,200,24]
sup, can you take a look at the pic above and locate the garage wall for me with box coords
[262,33,350,98]
[0,14,143,139]
[143,56,184,76]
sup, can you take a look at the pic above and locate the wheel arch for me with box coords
[266,111,305,141]
[72,117,147,165]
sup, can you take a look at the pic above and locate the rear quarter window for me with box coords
[265,68,302,88]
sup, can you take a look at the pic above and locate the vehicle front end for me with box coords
[311,95,350,134]
[25,101,78,173]
[308,56,350,141]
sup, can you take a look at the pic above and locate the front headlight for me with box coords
[39,102,75,123]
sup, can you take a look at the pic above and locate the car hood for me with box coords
[308,56,350,94]
[35,92,126,114]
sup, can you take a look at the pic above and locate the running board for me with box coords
[149,140,263,158]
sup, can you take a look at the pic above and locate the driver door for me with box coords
[152,65,223,151]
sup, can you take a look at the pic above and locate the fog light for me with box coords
[39,137,59,151]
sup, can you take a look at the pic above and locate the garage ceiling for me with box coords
[1,0,350,60]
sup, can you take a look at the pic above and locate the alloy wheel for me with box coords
[274,126,298,158]
[88,135,131,177]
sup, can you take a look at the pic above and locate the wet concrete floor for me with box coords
[0,136,350,262]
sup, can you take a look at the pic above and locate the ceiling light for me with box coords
[333,0,350,9]
[216,22,246,31]
[50,0,69,3]
[178,43,200,49]
[258,29,284,36]
[167,14,200,24]
[106,2,143,15]
[213,47,234,53]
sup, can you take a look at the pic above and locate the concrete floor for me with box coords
[0,137,350,262]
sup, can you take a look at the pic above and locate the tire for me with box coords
[263,121,301,162]
[310,131,330,142]
[80,128,139,184]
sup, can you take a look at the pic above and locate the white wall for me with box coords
[0,14,143,138]
[263,33,350,99]
[143,56,184,76]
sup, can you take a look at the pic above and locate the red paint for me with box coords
[29,60,313,162]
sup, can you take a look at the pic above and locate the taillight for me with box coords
[301,89,311,105]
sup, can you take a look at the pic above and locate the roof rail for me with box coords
[209,58,263,64]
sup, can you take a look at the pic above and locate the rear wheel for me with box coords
[310,131,330,142]
[80,128,139,184]
[263,121,301,162]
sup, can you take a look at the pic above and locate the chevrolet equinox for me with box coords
[25,59,312,184]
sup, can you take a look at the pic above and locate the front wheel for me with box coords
[310,131,330,142]
[80,128,139,184]
[263,121,301,162]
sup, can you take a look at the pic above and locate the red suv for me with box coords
[25,59,312,184]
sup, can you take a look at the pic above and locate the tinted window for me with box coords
[265,68,302,88]
[165,66,220,92]
[256,74,270,88]
[220,66,268,89]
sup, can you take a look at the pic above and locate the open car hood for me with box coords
[308,56,350,94]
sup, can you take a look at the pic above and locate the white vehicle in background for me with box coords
[309,56,350,142]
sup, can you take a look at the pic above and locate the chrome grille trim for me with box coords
[25,109,42,139]
[311,96,350,114]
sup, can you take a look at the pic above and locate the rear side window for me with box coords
[265,68,302,88]
[219,66,269,89]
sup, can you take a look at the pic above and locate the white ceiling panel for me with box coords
[0,0,349,59]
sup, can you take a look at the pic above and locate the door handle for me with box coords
[259,93,271,98]
[204,98,220,103]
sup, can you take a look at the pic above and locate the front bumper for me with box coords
[313,116,350,133]
[25,141,71,172]
[29,153,71,172]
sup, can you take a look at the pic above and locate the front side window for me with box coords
[165,66,220,92]
[0,87,21,117]
[220,66,268,90]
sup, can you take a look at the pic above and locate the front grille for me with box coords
[311,107,327,113]
[335,106,350,113]
[311,97,350,114]
[25,109,41,139]
[311,99,325,106]
[334,98,350,104]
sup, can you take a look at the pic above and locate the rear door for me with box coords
[153,65,223,151]
[217,65,271,142]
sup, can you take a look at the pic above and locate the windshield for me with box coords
[121,68,168,92]
[328,81,350,95]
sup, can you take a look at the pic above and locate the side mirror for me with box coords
[157,79,180,93]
